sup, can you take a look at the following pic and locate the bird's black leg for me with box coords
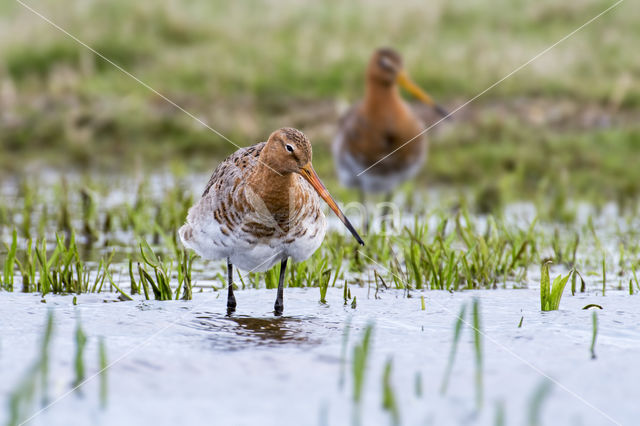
[274,258,288,316]
[226,257,236,315]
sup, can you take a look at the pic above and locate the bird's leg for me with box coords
[226,257,236,315]
[274,258,288,316]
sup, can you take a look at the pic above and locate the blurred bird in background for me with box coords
[333,48,449,226]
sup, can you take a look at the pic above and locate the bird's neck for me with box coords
[247,164,297,216]
[363,80,402,114]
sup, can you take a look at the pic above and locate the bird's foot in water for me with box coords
[273,301,283,316]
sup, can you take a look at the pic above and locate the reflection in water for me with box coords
[185,313,322,350]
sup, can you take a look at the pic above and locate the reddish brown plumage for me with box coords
[180,127,363,273]
[333,48,445,194]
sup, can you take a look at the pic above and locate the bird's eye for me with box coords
[286,144,294,153]
[378,56,395,72]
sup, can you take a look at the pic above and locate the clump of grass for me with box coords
[138,240,173,300]
[540,261,573,311]
[381,210,536,292]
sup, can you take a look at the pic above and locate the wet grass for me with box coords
[2,174,640,299]
[540,261,573,311]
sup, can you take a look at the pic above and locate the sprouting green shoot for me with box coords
[73,319,87,389]
[343,280,349,305]
[352,323,374,404]
[441,303,467,394]
[472,298,483,410]
[381,358,400,426]
[128,258,138,295]
[420,295,425,311]
[2,228,18,291]
[318,269,330,304]
[590,311,598,360]
[540,262,572,311]
[99,337,108,409]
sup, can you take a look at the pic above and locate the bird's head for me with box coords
[262,127,364,245]
[368,47,449,118]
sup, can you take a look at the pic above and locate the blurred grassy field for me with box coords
[1,0,639,203]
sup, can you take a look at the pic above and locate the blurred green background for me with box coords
[1,0,639,203]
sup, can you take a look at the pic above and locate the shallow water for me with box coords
[1,285,638,426]
[2,174,639,425]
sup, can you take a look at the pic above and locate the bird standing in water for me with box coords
[180,128,364,315]
[333,48,449,211]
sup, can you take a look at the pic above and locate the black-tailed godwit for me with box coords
[333,48,448,201]
[180,128,364,315]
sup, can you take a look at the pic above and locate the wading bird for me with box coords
[180,128,364,315]
[333,48,449,209]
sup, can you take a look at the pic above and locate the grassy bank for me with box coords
[1,1,639,199]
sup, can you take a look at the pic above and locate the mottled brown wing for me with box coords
[202,142,265,197]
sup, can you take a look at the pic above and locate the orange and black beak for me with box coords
[299,163,365,246]
[397,70,449,118]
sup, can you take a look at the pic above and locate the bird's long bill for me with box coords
[396,70,449,118]
[299,163,365,246]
